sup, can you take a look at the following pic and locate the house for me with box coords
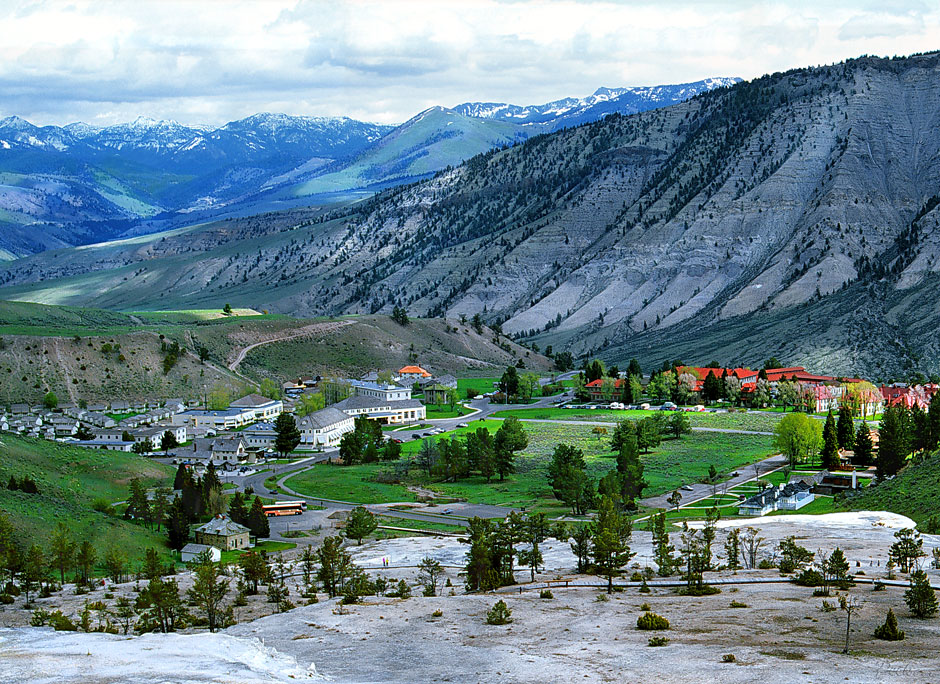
[87,402,108,412]
[133,425,188,451]
[807,470,858,496]
[424,383,456,405]
[72,439,134,452]
[297,407,355,447]
[881,383,939,410]
[585,378,624,401]
[180,543,222,564]
[398,365,432,381]
[350,381,412,402]
[10,404,28,416]
[110,400,130,413]
[194,517,251,550]
[738,481,814,516]
[229,394,283,422]
[164,398,187,414]
[171,408,254,431]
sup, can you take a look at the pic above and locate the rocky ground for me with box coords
[2,513,940,683]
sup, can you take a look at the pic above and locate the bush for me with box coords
[812,588,830,597]
[630,571,644,582]
[722,654,736,663]
[486,600,513,625]
[0,593,13,604]
[636,612,670,630]
[794,568,823,587]
[390,579,411,599]
[820,600,836,613]
[647,636,669,647]
[678,584,720,596]
[30,608,51,626]
[539,589,554,599]
[431,609,443,618]
[639,578,651,593]
[873,581,886,592]
[640,602,652,612]
[729,600,748,608]
[874,609,905,641]
[91,498,112,514]
[341,593,361,605]
[48,610,78,631]
[757,559,776,570]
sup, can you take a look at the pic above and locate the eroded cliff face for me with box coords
[3,54,940,376]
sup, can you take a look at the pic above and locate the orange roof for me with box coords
[398,365,431,377]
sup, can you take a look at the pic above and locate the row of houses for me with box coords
[880,383,940,410]
[170,394,284,431]
[737,470,860,516]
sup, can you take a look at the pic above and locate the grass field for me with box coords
[425,404,474,419]
[839,457,940,524]
[219,540,296,564]
[457,377,500,398]
[286,420,775,516]
[491,407,786,432]
[0,435,176,572]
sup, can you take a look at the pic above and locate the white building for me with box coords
[350,381,412,402]
[229,394,283,422]
[297,407,355,447]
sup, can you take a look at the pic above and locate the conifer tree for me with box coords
[854,422,874,466]
[651,510,676,576]
[821,410,840,470]
[837,405,855,450]
[905,570,938,618]
[247,496,270,539]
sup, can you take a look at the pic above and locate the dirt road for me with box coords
[227,320,355,370]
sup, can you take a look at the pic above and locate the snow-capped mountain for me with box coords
[452,78,740,129]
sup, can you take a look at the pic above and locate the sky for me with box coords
[2,0,939,128]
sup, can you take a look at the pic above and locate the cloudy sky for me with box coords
[2,0,939,127]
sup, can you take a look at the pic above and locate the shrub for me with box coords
[486,600,513,625]
[819,600,836,613]
[757,559,776,570]
[794,568,823,587]
[630,571,644,582]
[539,589,554,599]
[873,581,886,592]
[431,609,443,618]
[48,610,77,631]
[595,593,609,602]
[722,654,736,663]
[0,594,13,604]
[647,636,669,647]
[391,579,411,599]
[812,588,830,597]
[640,602,651,612]
[636,612,670,630]
[729,600,748,608]
[30,608,51,626]
[341,593,360,605]
[639,578,651,593]
[874,609,905,641]
[678,584,720,596]
[91,498,112,514]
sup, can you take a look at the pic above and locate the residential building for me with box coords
[332,395,426,425]
[243,422,277,450]
[737,481,814,516]
[171,408,255,431]
[423,383,456,405]
[297,407,355,447]
[398,365,432,381]
[350,381,412,402]
[881,383,939,410]
[194,517,251,550]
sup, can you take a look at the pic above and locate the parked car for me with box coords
[441,508,454,515]
[392,438,403,444]
[457,422,469,428]
[412,433,422,440]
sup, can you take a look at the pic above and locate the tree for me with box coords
[166,498,191,551]
[49,522,75,584]
[739,527,764,570]
[518,513,548,582]
[874,608,905,641]
[223,303,233,315]
[494,417,527,481]
[666,489,682,513]
[724,529,741,572]
[486,599,513,625]
[821,410,840,470]
[187,553,230,632]
[702,371,722,404]
[142,548,165,582]
[104,546,127,583]
[76,423,94,440]
[667,412,691,440]
[823,547,851,591]
[877,405,910,480]
[854,423,874,466]
[547,444,594,515]
[837,406,855,450]
[259,377,281,401]
[927,391,940,453]
[777,381,799,411]
[778,536,814,574]
[345,506,377,545]
[415,438,439,477]
[463,517,498,592]
[43,391,58,410]
[22,544,46,604]
[273,412,301,458]
[499,365,520,398]
[151,488,170,531]
[75,540,96,586]
[391,305,409,325]
[136,577,185,633]
[418,556,444,596]
[751,378,771,408]
[591,496,634,593]
[651,510,676,576]
[773,412,822,468]
[247,496,270,539]
[114,596,137,635]
[295,392,326,417]
[239,551,268,594]
[636,416,662,453]
[905,570,938,618]
[569,524,592,574]
[838,594,861,654]
[126,477,151,525]
[207,385,231,410]
[889,528,925,574]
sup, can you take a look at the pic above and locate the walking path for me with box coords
[227,320,354,370]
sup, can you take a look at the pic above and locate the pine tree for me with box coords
[854,423,874,466]
[873,608,905,640]
[49,522,75,584]
[837,405,855,450]
[228,491,248,526]
[724,528,741,572]
[187,554,230,632]
[345,506,377,545]
[494,417,527,481]
[905,570,938,618]
[247,496,270,539]
[274,412,301,458]
[821,410,840,470]
[591,496,634,593]
[569,524,592,574]
[166,497,191,551]
[173,463,187,490]
[651,510,676,576]
[926,391,940,452]
[75,540,96,586]
[877,405,910,480]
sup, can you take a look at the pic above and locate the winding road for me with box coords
[227,320,355,371]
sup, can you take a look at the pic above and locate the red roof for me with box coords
[398,365,431,377]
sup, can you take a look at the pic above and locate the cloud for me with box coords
[0,0,938,127]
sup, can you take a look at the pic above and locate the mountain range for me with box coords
[4,54,939,377]
[0,78,737,258]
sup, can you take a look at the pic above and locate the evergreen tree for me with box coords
[591,496,634,593]
[927,392,940,453]
[142,547,165,582]
[345,506,377,545]
[837,405,855,450]
[821,410,840,470]
[463,517,497,591]
[905,570,938,618]
[166,497,191,551]
[247,496,270,539]
[187,553,230,632]
[877,405,910,480]
[239,551,269,594]
[22,545,46,604]
[75,540,96,586]
[569,524,592,573]
[494,417,527,481]
[889,528,925,573]
[873,608,905,640]
[547,444,594,515]
[228,491,248,526]
[823,547,851,590]
[173,463,187,490]
[126,478,152,525]
[499,365,520,398]
[274,412,301,458]
[854,422,874,466]
[152,488,171,531]
[160,430,179,455]
[724,528,741,572]
[651,510,676,576]
[702,371,722,403]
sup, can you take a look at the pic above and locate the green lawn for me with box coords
[219,540,296,564]
[287,420,775,516]
[491,407,786,432]
[457,377,500,398]
[0,435,176,573]
[375,515,464,534]
[425,403,474,419]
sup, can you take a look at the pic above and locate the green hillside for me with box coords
[0,435,176,571]
[840,457,940,524]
